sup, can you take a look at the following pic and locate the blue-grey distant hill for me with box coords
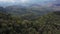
[4,5,53,16]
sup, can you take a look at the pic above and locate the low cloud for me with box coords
[0,0,16,3]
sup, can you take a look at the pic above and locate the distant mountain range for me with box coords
[0,7,6,13]
[0,2,60,17]
[5,5,54,16]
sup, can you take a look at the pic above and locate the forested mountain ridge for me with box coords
[0,6,53,20]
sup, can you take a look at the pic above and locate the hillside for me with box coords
[0,11,60,34]
[5,5,53,16]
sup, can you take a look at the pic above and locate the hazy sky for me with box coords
[0,0,56,3]
[0,0,59,7]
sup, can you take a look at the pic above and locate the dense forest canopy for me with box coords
[0,10,60,34]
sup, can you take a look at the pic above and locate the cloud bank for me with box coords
[0,0,15,2]
[0,0,56,3]
[0,0,59,7]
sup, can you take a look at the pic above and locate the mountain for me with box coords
[5,5,53,17]
[0,7,6,13]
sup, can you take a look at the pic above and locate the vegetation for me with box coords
[0,11,60,34]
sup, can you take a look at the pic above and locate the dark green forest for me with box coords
[0,11,60,34]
